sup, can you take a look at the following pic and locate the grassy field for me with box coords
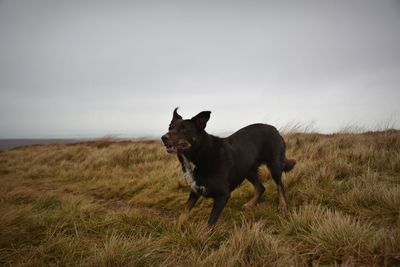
[0,130,399,266]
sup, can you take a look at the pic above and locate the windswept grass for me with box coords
[0,131,399,266]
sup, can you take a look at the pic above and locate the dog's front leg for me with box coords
[178,190,200,226]
[185,190,200,212]
[207,194,230,227]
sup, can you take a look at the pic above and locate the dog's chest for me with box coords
[181,155,206,195]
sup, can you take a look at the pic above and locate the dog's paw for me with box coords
[241,203,254,210]
[278,204,287,214]
[177,212,190,227]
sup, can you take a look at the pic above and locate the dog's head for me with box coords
[161,108,211,154]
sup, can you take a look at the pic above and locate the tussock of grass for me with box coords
[1,131,400,266]
[282,205,384,265]
[88,233,162,267]
[201,221,298,267]
[339,175,400,224]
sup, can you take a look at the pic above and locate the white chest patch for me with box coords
[181,155,206,195]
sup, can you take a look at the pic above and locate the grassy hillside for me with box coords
[0,131,399,266]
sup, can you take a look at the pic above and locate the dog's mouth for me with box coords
[165,144,178,154]
[164,140,191,154]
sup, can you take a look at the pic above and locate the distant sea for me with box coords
[0,139,84,151]
[0,136,160,151]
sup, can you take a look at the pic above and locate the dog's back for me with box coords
[226,123,291,175]
[223,123,296,216]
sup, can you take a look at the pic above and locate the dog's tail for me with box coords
[283,158,296,172]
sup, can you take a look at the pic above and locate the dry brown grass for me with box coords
[0,131,399,266]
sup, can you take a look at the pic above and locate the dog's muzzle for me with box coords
[161,134,191,154]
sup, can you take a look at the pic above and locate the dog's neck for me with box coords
[180,131,214,166]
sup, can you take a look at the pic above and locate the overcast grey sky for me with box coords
[1,0,399,138]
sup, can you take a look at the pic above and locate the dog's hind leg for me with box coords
[267,161,287,212]
[242,171,265,210]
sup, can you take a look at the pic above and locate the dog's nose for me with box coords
[161,134,169,143]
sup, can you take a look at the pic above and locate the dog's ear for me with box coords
[191,111,211,130]
[171,107,182,123]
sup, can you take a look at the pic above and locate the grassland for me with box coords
[0,130,399,266]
